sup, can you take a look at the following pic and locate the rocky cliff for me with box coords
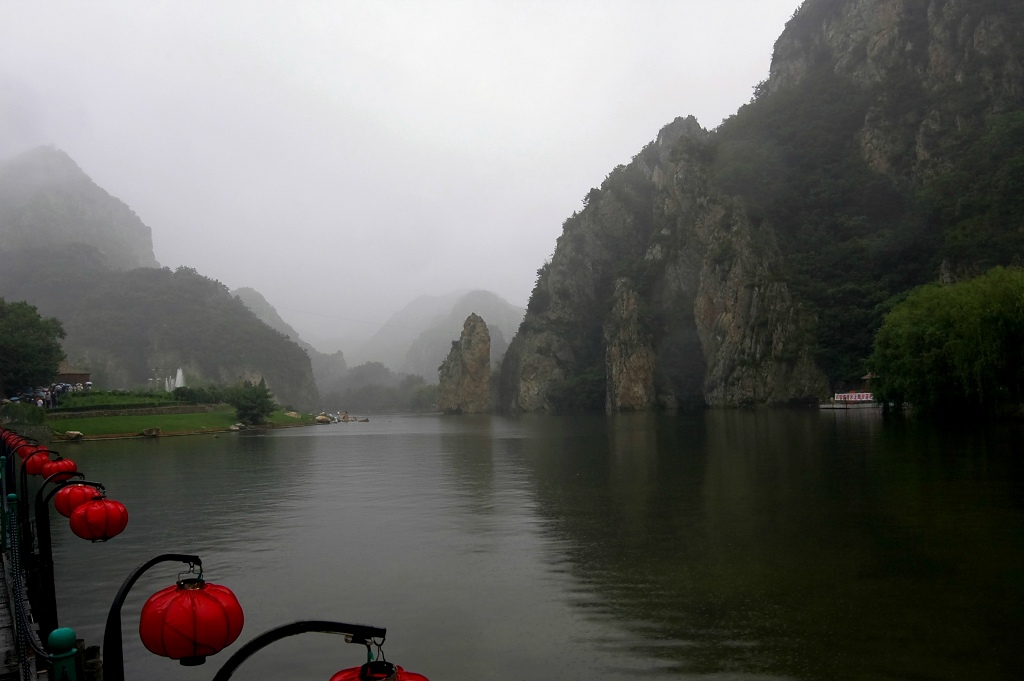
[770,0,1023,183]
[499,116,828,412]
[499,0,1023,412]
[437,313,491,414]
[604,278,657,411]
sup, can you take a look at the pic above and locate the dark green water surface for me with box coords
[49,410,1024,680]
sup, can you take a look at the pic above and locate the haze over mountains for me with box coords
[232,285,522,391]
[0,147,158,270]
[3,0,1022,415]
[0,144,522,407]
[346,290,524,379]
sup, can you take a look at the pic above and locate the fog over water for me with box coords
[1,1,798,348]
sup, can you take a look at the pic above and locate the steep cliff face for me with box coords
[692,202,825,406]
[499,116,828,412]
[604,278,656,411]
[772,0,1023,180]
[437,313,491,414]
[499,0,1022,412]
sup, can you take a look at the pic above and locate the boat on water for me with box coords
[819,391,879,410]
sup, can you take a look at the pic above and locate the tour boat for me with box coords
[819,391,879,410]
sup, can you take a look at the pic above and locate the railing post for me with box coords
[0,456,6,555]
[20,463,33,564]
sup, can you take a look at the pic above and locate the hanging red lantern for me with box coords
[139,578,244,665]
[24,451,51,476]
[14,441,40,459]
[54,484,100,518]
[42,457,78,482]
[330,662,429,681]
[69,498,129,541]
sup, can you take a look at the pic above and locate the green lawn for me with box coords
[52,409,314,437]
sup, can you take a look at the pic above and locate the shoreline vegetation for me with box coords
[2,388,436,443]
[0,394,327,441]
[44,405,322,441]
[1,386,330,441]
[50,406,319,441]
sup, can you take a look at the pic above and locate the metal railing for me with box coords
[1,452,51,680]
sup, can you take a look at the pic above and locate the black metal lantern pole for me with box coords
[211,620,388,681]
[4,438,38,500]
[33,474,105,640]
[17,446,56,609]
[2,453,13,504]
[18,447,58,557]
[103,553,203,681]
[4,438,39,532]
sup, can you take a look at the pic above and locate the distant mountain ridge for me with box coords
[349,290,525,380]
[399,290,524,379]
[232,287,310,348]
[232,287,348,396]
[0,146,159,269]
[344,291,470,369]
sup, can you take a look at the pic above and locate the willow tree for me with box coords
[869,267,1024,413]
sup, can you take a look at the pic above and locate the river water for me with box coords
[47,410,1024,680]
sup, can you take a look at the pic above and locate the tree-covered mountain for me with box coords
[232,286,348,397]
[0,147,320,409]
[0,248,319,409]
[0,146,159,270]
[500,0,1024,412]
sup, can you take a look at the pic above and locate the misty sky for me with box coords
[1,1,799,347]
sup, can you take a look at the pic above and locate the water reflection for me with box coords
[437,414,496,517]
[515,410,1024,680]
[47,413,1024,681]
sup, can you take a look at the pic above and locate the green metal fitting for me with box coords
[48,627,79,681]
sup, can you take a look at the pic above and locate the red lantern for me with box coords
[54,485,99,518]
[42,457,78,482]
[13,442,40,459]
[69,498,128,541]
[139,578,244,665]
[24,451,51,476]
[330,662,429,681]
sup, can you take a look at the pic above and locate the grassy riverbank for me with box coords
[51,407,316,438]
